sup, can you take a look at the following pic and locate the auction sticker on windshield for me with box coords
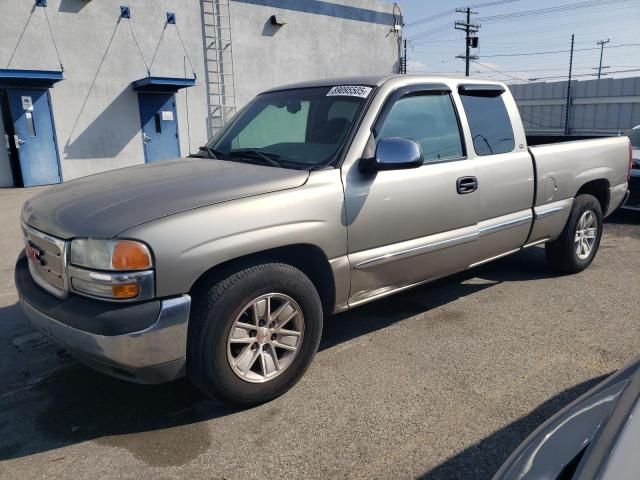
[327,86,372,98]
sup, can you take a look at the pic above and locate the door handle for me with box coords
[4,134,9,149]
[456,176,478,194]
[142,133,151,144]
[14,135,26,148]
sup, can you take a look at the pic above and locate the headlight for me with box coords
[69,239,154,301]
[70,239,152,271]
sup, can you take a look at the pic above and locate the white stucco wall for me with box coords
[0,0,208,181]
[229,0,402,108]
[0,0,401,183]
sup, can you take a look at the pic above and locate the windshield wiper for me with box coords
[228,149,283,168]
[197,145,223,159]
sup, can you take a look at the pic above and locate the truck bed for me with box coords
[525,136,630,244]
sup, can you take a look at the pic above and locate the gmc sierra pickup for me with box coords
[15,75,632,405]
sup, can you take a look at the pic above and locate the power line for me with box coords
[477,42,640,57]
[405,9,455,29]
[461,66,625,73]
[409,5,636,45]
[469,0,525,7]
[405,1,639,82]
[408,22,454,41]
[405,0,524,28]
[476,0,635,23]
[412,25,637,44]
[528,68,640,81]
[472,60,530,82]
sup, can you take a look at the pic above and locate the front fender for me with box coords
[119,169,347,298]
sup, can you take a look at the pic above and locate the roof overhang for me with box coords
[132,76,196,92]
[0,69,64,88]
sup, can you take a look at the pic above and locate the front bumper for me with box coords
[15,254,191,384]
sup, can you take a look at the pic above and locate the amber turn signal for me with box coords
[112,241,152,270]
[111,284,141,299]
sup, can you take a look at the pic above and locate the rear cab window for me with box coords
[458,84,515,156]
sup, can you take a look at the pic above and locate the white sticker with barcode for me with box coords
[326,86,372,98]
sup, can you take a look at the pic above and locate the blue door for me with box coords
[138,93,180,163]
[6,89,61,186]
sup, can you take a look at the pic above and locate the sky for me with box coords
[389,0,640,83]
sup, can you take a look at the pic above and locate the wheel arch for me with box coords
[575,178,610,215]
[189,244,337,315]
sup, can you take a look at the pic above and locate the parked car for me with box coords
[15,75,631,405]
[622,125,640,210]
[494,356,640,480]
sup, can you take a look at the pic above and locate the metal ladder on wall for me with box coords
[202,0,237,136]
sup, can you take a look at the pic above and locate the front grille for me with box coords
[22,224,68,296]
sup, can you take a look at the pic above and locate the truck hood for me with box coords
[22,158,309,239]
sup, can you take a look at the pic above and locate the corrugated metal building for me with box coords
[510,76,640,137]
[0,0,402,188]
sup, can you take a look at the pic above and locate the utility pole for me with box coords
[596,39,610,79]
[455,8,480,77]
[402,39,407,74]
[564,34,574,136]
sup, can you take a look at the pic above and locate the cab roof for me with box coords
[263,74,506,93]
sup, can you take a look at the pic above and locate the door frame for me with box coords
[136,92,181,164]
[1,87,62,186]
[0,90,23,187]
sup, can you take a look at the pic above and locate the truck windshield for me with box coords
[202,86,371,169]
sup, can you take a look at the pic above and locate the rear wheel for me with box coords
[187,263,323,406]
[545,194,603,273]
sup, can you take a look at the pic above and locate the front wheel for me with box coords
[545,194,603,273]
[187,263,323,406]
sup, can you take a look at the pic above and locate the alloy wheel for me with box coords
[575,210,598,260]
[226,293,304,383]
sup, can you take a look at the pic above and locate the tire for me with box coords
[187,262,323,406]
[545,194,603,274]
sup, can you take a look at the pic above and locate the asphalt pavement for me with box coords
[1,187,639,480]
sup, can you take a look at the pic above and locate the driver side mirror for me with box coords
[359,137,423,173]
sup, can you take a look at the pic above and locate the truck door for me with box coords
[344,84,479,307]
[457,84,535,265]
[5,88,61,187]
[138,93,180,163]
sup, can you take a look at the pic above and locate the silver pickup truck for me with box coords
[15,75,631,405]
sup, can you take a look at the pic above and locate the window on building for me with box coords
[376,93,464,162]
[459,92,515,156]
[25,112,36,137]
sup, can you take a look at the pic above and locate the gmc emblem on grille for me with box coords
[26,243,46,266]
